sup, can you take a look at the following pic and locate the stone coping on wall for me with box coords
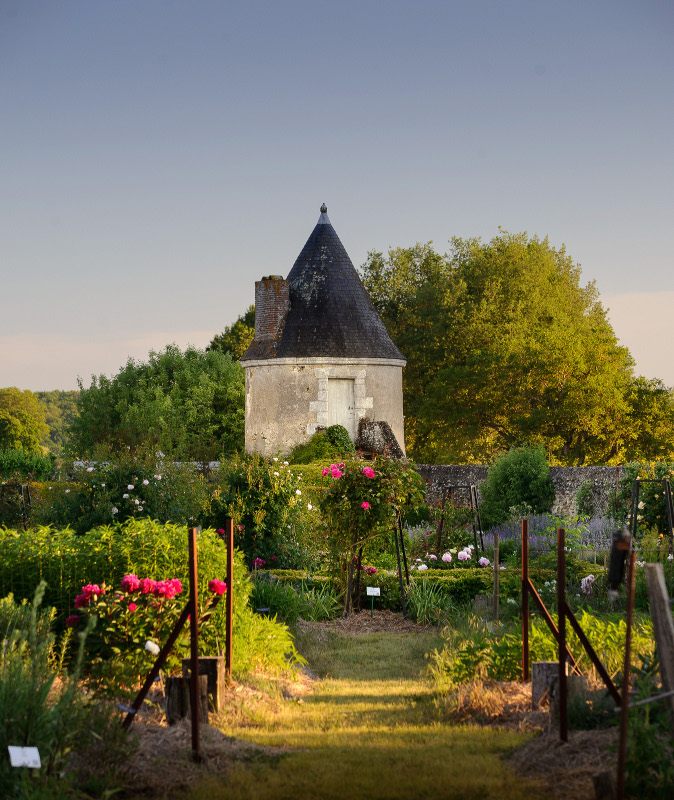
[415,464,624,517]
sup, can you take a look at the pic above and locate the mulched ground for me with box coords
[111,611,618,799]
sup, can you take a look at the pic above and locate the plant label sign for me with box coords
[366,587,381,596]
[8,746,41,769]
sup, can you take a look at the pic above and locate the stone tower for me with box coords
[241,205,406,457]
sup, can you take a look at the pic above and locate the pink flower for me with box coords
[74,583,103,608]
[321,467,330,476]
[361,501,370,510]
[208,579,227,596]
[128,602,137,612]
[120,574,140,593]
[65,615,79,627]
[252,557,266,569]
[216,528,225,535]
[442,552,452,563]
[139,578,156,595]
[458,550,471,561]
[478,557,490,567]
[362,467,375,479]
[365,566,377,575]
[331,468,343,479]
[429,554,437,561]
[169,578,183,595]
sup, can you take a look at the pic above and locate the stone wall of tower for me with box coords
[243,357,405,457]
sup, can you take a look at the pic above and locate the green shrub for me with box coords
[0,520,302,681]
[610,461,674,538]
[251,578,341,623]
[289,425,355,465]
[0,584,130,798]
[0,449,56,480]
[480,445,554,529]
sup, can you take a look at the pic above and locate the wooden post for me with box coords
[183,656,227,712]
[225,518,234,681]
[617,551,637,800]
[557,528,568,743]
[188,527,201,762]
[522,519,530,681]
[644,563,674,728]
[493,531,499,622]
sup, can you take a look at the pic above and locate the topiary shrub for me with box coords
[479,445,554,529]
[288,425,355,465]
[326,425,356,456]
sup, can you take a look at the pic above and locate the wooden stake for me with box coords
[644,563,674,728]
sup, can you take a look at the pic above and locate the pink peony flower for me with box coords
[216,528,225,535]
[65,615,79,627]
[478,557,490,567]
[208,579,227,596]
[252,557,266,569]
[139,578,156,594]
[442,552,452,563]
[365,566,377,575]
[429,554,437,561]
[361,501,370,510]
[120,574,140,593]
[362,467,375,479]
[322,467,330,476]
[458,550,471,561]
[128,602,137,612]
[331,468,343,479]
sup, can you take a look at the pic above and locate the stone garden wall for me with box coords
[415,464,624,517]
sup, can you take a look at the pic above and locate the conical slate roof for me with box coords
[243,206,405,362]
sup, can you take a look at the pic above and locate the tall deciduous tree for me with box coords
[67,345,244,461]
[0,388,50,454]
[208,305,255,360]
[361,232,669,465]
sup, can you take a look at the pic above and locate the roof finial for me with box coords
[318,203,330,225]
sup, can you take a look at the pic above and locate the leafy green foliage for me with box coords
[610,460,674,538]
[251,577,341,623]
[360,234,663,465]
[0,520,302,678]
[0,584,127,798]
[0,388,50,455]
[625,653,674,797]
[289,426,355,465]
[67,345,244,461]
[405,578,457,625]
[210,455,316,568]
[207,305,256,360]
[0,449,56,480]
[479,445,554,529]
[35,390,79,455]
[31,457,210,534]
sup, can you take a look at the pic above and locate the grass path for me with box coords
[184,628,543,800]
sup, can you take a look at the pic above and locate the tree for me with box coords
[361,232,649,465]
[0,388,49,454]
[207,305,255,360]
[67,345,245,461]
[622,377,674,461]
[35,390,80,455]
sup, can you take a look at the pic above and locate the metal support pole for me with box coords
[224,518,234,681]
[557,527,568,743]
[394,523,407,619]
[521,519,529,682]
[617,551,637,800]
[188,527,201,762]
[493,531,499,622]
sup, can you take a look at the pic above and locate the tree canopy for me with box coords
[67,345,245,461]
[207,305,255,360]
[35,390,80,455]
[0,388,50,454]
[361,232,674,465]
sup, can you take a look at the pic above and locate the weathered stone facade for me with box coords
[244,357,405,457]
[415,464,623,517]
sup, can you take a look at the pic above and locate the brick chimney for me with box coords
[254,276,290,340]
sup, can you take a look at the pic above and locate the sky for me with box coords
[1,0,672,392]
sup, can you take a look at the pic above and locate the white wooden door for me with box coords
[328,379,356,441]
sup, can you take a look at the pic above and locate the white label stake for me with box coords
[8,746,41,769]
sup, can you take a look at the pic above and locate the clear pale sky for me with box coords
[1,0,672,391]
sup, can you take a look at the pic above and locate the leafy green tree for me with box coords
[622,378,674,462]
[208,305,255,360]
[35,390,79,455]
[0,388,49,454]
[479,445,555,529]
[67,345,244,461]
[361,232,643,465]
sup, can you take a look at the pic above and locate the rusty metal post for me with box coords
[617,551,637,800]
[557,527,568,743]
[188,527,201,762]
[522,519,529,681]
[225,518,234,680]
